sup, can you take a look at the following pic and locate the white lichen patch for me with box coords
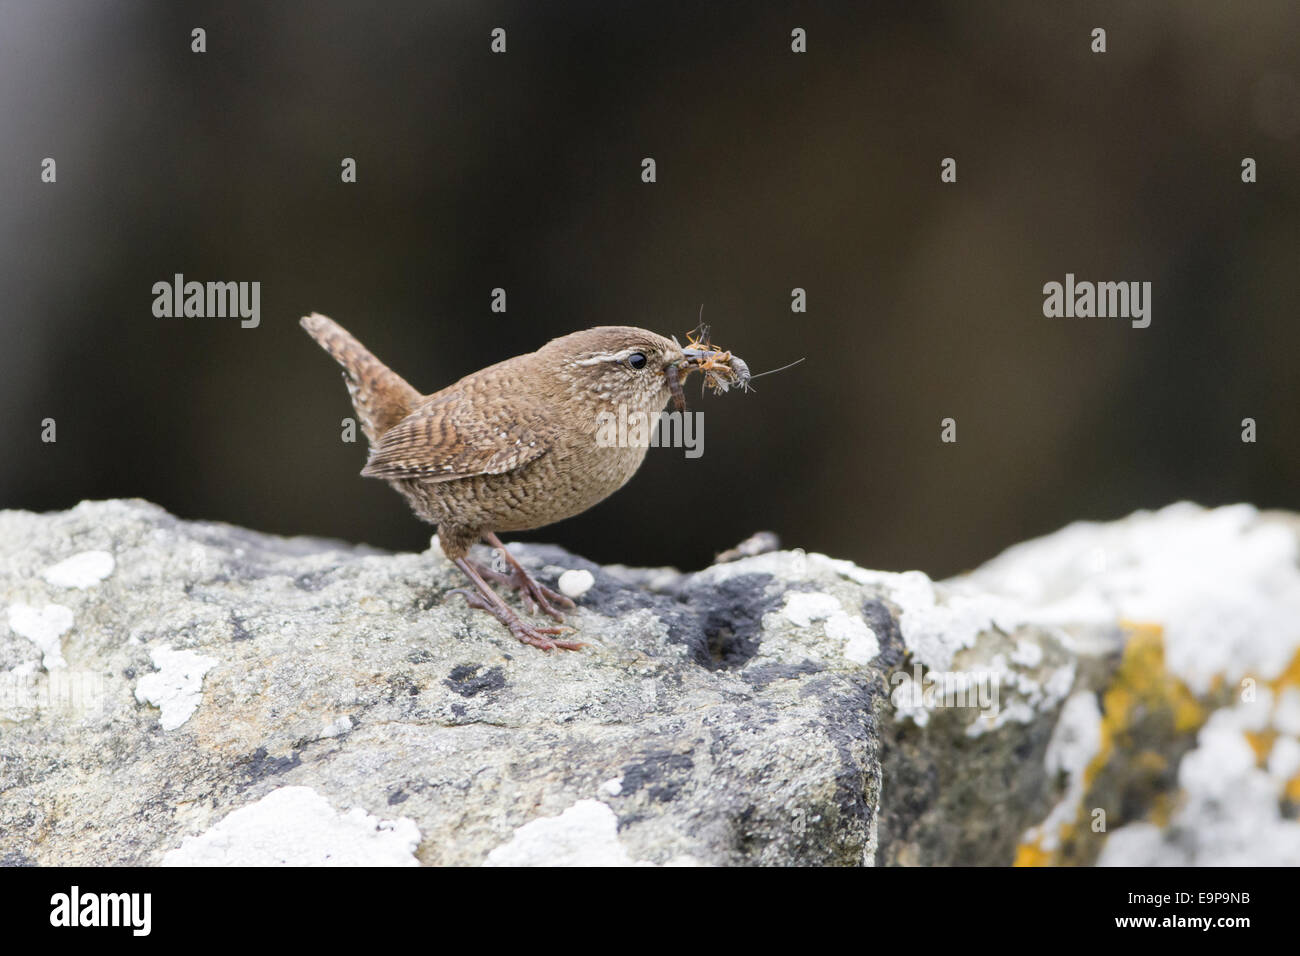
[963,503,1300,695]
[963,652,1076,737]
[829,564,1025,672]
[7,603,74,669]
[557,569,595,599]
[133,645,217,731]
[484,799,646,867]
[705,549,1000,670]
[1010,639,1044,668]
[1268,736,1300,784]
[161,786,420,866]
[1274,687,1300,737]
[781,592,879,664]
[826,612,880,664]
[691,548,817,586]
[783,592,842,626]
[1020,690,1103,853]
[824,504,1300,697]
[1099,703,1300,865]
[41,550,115,589]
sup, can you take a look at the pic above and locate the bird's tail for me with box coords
[299,312,422,446]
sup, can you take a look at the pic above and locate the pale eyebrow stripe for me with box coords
[574,348,644,366]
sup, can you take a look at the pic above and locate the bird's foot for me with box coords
[448,587,584,651]
[471,560,575,622]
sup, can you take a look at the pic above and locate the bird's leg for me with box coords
[463,556,545,611]
[466,555,573,625]
[479,532,577,622]
[449,558,583,651]
[467,559,518,590]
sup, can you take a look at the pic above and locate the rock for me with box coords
[1,499,1298,866]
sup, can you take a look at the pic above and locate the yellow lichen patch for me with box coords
[1271,649,1300,691]
[1173,693,1204,734]
[1286,774,1300,803]
[1016,623,1217,866]
[1014,820,1081,867]
[1132,750,1169,776]
[1085,622,1205,789]
[1149,790,1176,828]
[1013,838,1052,867]
[1030,621,1211,865]
[1244,730,1277,765]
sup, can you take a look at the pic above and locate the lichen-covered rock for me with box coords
[960,504,1300,866]
[1,499,1297,866]
[0,500,882,866]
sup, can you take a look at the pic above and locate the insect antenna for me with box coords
[747,357,805,381]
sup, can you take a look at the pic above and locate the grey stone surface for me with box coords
[0,500,884,866]
[3,499,1298,866]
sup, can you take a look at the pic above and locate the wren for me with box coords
[300,313,748,651]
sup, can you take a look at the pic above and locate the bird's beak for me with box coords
[667,347,751,412]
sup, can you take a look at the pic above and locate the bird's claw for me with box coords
[447,588,584,651]
[509,621,584,652]
[512,568,575,621]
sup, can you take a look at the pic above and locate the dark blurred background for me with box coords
[1,1,1297,577]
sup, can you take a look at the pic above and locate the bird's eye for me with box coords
[627,352,648,370]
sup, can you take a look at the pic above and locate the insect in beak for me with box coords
[666,347,751,413]
[665,320,799,413]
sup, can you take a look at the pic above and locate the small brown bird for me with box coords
[301,313,748,651]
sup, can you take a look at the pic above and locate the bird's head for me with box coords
[542,325,749,417]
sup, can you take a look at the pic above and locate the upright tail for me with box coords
[300,312,423,446]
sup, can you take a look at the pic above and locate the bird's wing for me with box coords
[360,389,548,482]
